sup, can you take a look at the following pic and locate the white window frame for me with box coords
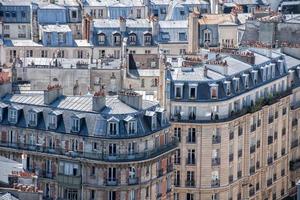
[9,109,17,123]
[72,118,80,132]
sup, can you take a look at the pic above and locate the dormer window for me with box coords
[233,78,240,92]
[0,104,7,122]
[156,107,167,126]
[189,83,197,99]
[124,116,137,135]
[278,60,284,75]
[243,74,249,89]
[174,83,183,99]
[271,63,276,78]
[8,108,18,124]
[128,32,137,45]
[144,32,152,46]
[210,84,218,99]
[251,70,258,85]
[0,108,2,122]
[224,81,231,96]
[297,66,300,78]
[112,32,121,46]
[28,110,37,127]
[107,116,119,135]
[261,67,266,82]
[289,70,295,86]
[98,32,106,45]
[49,114,57,129]
[151,114,157,130]
[72,117,80,132]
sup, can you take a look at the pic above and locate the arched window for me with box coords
[112,32,121,46]
[98,32,106,45]
[128,32,137,45]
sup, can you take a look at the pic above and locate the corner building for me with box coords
[0,85,178,200]
[165,48,300,200]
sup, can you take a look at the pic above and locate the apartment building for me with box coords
[164,48,300,200]
[0,82,178,200]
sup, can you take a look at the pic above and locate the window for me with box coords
[161,32,170,40]
[98,9,103,17]
[72,118,80,132]
[21,11,26,18]
[108,167,116,181]
[129,33,137,45]
[5,12,10,18]
[41,50,48,58]
[188,106,196,120]
[180,10,185,16]
[48,114,57,129]
[8,109,17,123]
[204,29,212,43]
[137,9,141,18]
[90,190,95,200]
[141,79,145,87]
[11,11,16,17]
[113,33,121,45]
[161,8,166,14]
[90,166,95,176]
[210,85,218,99]
[59,162,79,176]
[187,149,196,164]
[175,84,183,98]
[71,10,77,18]
[26,50,33,57]
[144,34,152,45]
[108,191,116,200]
[179,32,187,41]
[189,85,197,99]
[174,127,181,141]
[186,193,194,200]
[98,33,105,45]
[108,143,117,156]
[108,122,117,135]
[188,128,196,143]
[0,108,3,122]
[129,190,135,200]
[127,121,136,135]
[151,115,157,130]
[28,111,37,126]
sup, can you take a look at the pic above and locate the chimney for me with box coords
[92,87,106,112]
[119,17,126,32]
[44,84,63,105]
[188,8,200,54]
[118,89,143,110]
[0,72,11,98]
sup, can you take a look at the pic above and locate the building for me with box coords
[163,47,300,200]
[0,0,32,39]
[0,80,178,199]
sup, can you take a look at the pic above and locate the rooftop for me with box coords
[93,19,151,28]
[40,24,71,32]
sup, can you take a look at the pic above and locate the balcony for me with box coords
[229,175,233,183]
[174,157,180,165]
[229,132,234,140]
[128,177,139,185]
[267,178,272,187]
[157,169,164,177]
[238,149,243,158]
[57,174,81,188]
[174,179,180,187]
[250,145,256,154]
[290,159,300,171]
[291,139,299,149]
[250,166,255,175]
[212,157,220,166]
[105,178,118,186]
[212,135,221,144]
[185,180,195,187]
[268,136,273,145]
[249,187,255,197]
[0,138,178,163]
[229,153,234,162]
[268,157,273,165]
[211,179,220,188]
[186,158,196,165]
[38,170,55,179]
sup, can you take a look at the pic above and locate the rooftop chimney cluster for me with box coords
[0,71,10,84]
[11,183,40,193]
[118,89,143,110]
